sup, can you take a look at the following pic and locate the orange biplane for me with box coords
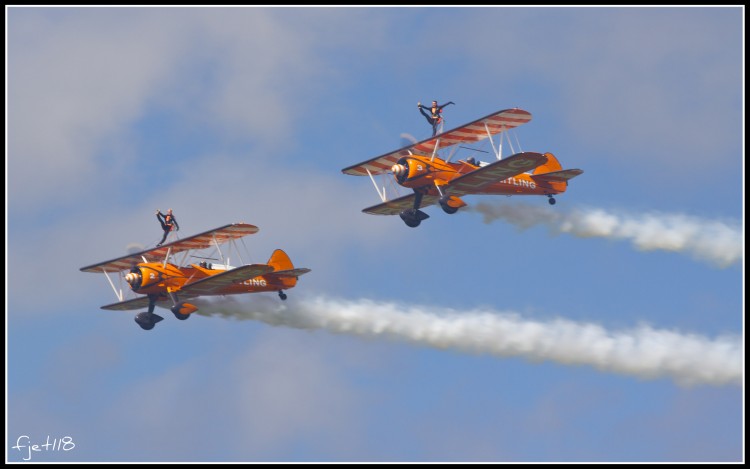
[80,223,310,330]
[342,108,583,227]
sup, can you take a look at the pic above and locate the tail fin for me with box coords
[530,152,584,193]
[532,152,563,175]
[267,249,294,271]
[265,249,310,290]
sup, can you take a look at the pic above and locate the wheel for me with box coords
[548,197,556,205]
[439,202,458,214]
[173,311,190,320]
[135,312,163,330]
[439,196,459,214]
[278,291,288,300]
[171,303,190,320]
[399,208,428,228]
[401,210,421,227]
[403,217,421,228]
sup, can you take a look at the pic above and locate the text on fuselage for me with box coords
[501,177,536,189]
[243,278,267,287]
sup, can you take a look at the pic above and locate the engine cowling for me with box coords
[391,157,427,184]
[125,265,169,291]
[125,268,143,290]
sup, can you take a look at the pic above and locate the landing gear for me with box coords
[400,209,426,227]
[135,295,163,330]
[278,290,288,300]
[547,195,556,205]
[399,191,430,228]
[171,303,191,320]
[135,312,163,330]
[439,195,459,214]
[168,293,198,320]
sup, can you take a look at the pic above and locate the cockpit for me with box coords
[466,157,489,167]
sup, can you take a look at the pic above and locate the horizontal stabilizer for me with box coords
[531,168,584,183]
[181,264,275,295]
[268,268,312,278]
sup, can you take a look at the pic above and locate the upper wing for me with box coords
[362,193,440,215]
[179,264,275,296]
[342,108,531,176]
[446,152,548,195]
[341,144,418,177]
[80,223,259,273]
[411,108,532,156]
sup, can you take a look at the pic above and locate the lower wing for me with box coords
[100,296,168,311]
[363,193,440,215]
[446,152,548,195]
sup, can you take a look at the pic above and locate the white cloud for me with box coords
[7,7,386,214]
[433,7,742,180]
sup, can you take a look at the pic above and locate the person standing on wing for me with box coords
[156,208,179,246]
[418,100,455,136]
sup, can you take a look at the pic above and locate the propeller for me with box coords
[399,132,417,148]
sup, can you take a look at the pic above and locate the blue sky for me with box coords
[6,6,743,463]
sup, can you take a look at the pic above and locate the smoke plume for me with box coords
[468,203,742,268]
[196,295,742,387]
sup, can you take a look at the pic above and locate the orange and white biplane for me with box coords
[342,108,583,227]
[80,223,310,330]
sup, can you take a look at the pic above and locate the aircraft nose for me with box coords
[391,163,407,176]
[125,272,140,285]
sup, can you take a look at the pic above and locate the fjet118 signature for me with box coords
[80,223,310,331]
[342,107,583,227]
[11,436,75,461]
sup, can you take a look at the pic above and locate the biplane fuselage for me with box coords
[128,261,299,297]
[81,223,310,330]
[341,107,583,227]
[393,154,568,198]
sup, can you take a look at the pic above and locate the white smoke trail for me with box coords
[196,295,742,387]
[468,202,742,268]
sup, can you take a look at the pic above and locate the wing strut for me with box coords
[366,168,387,202]
[434,182,445,197]
[228,237,246,266]
[444,144,460,164]
[486,123,503,160]
[162,246,173,269]
[100,268,125,302]
[429,138,442,162]
[504,127,517,155]
[210,232,227,267]
[512,130,523,155]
